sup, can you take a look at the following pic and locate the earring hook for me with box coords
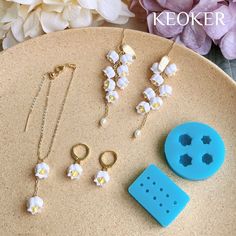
[71,143,90,164]
[99,151,117,171]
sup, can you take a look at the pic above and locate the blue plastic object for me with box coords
[128,164,190,227]
[165,122,225,181]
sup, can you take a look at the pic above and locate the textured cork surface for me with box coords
[0,28,236,235]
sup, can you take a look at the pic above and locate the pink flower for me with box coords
[130,0,236,59]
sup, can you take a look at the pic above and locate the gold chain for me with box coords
[25,64,76,163]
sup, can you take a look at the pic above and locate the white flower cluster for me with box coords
[26,162,49,215]
[136,56,177,116]
[0,0,134,49]
[103,46,135,104]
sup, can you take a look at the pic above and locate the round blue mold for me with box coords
[164,122,225,181]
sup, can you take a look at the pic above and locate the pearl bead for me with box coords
[100,118,107,127]
[134,129,141,138]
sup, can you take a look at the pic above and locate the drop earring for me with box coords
[67,143,90,180]
[94,151,117,187]
[133,42,178,138]
[99,29,136,127]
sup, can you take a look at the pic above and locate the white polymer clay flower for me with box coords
[117,77,129,90]
[106,91,119,103]
[27,196,44,215]
[94,170,110,187]
[150,62,159,74]
[136,101,151,114]
[117,64,129,77]
[104,79,116,92]
[150,74,164,87]
[106,50,119,64]
[35,162,50,179]
[67,163,83,180]
[143,88,156,101]
[159,85,173,97]
[150,97,163,110]
[165,63,177,77]
[103,66,116,79]
[120,53,133,65]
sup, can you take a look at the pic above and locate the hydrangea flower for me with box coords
[130,0,236,59]
[0,0,134,49]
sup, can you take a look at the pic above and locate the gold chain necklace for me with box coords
[24,64,76,215]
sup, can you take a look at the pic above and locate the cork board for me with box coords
[0,28,236,235]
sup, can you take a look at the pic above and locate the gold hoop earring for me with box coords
[94,151,117,187]
[67,143,90,180]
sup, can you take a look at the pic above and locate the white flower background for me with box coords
[0,0,134,49]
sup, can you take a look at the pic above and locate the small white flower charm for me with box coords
[159,84,173,97]
[104,79,116,92]
[150,74,164,86]
[67,163,83,180]
[94,170,110,187]
[120,54,133,65]
[165,63,177,76]
[117,77,129,90]
[150,62,159,74]
[35,162,49,179]
[103,66,116,79]
[117,64,129,77]
[27,196,44,215]
[106,50,119,64]
[150,97,163,110]
[136,101,151,114]
[106,91,119,103]
[143,88,156,101]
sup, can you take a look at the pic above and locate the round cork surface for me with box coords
[0,28,235,235]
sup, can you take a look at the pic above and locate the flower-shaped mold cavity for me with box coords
[179,134,192,146]
[201,136,211,144]
[179,154,192,167]
[202,153,213,165]
[165,122,225,181]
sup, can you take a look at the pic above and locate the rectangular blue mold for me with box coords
[128,164,190,227]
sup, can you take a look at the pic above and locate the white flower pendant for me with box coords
[67,163,83,180]
[34,162,50,179]
[94,170,110,187]
[27,196,44,215]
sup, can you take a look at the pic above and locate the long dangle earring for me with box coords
[133,42,178,139]
[24,64,76,215]
[99,29,136,127]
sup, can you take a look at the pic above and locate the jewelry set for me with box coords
[24,30,178,215]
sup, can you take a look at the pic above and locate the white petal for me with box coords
[1,3,18,23]
[63,5,81,22]
[69,9,93,28]
[2,30,18,49]
[78,0,97,9]
[23,9,43,38]
[40,11,69,33]
[11,17,24,42]
[97,0,121,21]
[11,0,37,4]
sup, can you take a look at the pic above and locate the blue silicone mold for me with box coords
[165,122,225,181]
[128,164,190,227]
